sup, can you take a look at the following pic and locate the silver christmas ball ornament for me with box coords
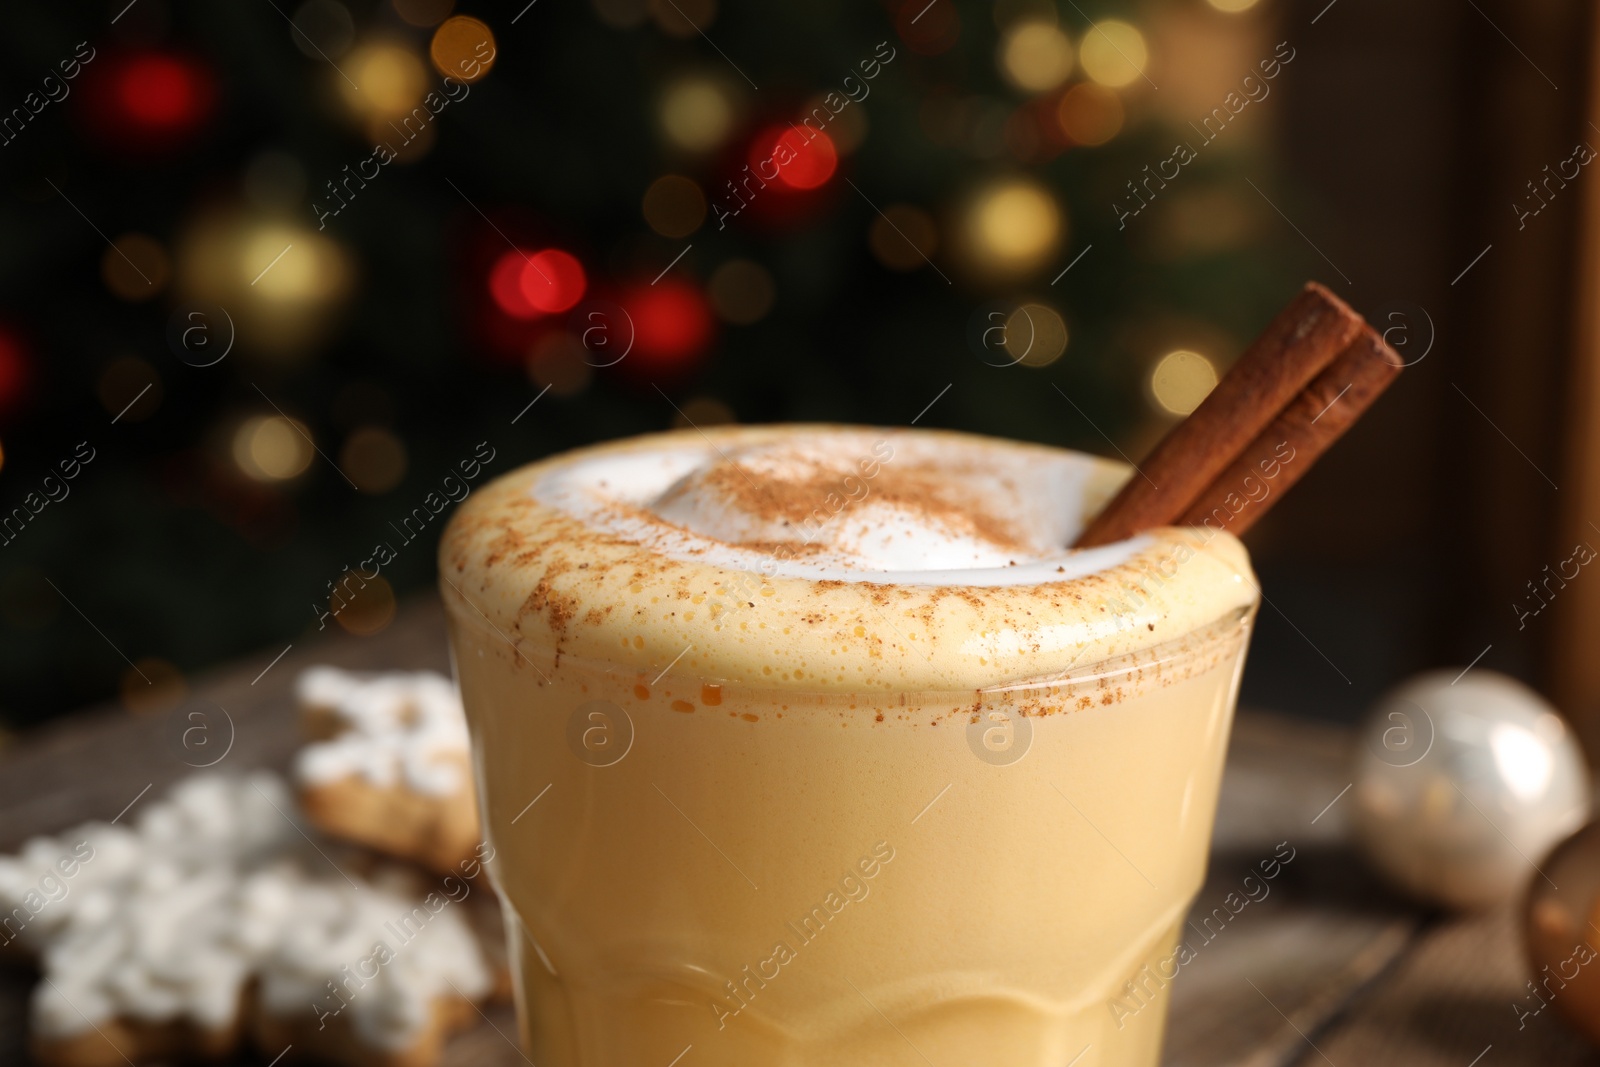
[1352,670,1590,910]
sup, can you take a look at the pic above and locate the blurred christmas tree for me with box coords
[0,0,1298,727]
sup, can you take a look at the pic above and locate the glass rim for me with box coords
[444,599,1255,706]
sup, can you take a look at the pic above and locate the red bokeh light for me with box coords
[623,280,714,370]
[520,250,586,313]
[80,51,215,152]
[488,248,587,319]
[749,126,838,191]
[489,250,541,319]
[119,55,209,133]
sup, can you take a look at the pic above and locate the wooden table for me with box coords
[1,598,1593,1066]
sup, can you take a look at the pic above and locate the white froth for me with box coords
[533,431,1145,586]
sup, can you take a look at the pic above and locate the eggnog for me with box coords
[440,426,1256,1067]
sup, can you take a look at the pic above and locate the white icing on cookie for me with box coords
[255,865,491,1051]
[0,773,493,1049]
[294,668,469,797]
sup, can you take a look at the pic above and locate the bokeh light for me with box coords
[649,0,716,38]
[643,175,708,238]
[341,426,408,494]
[96,356,162,423]
[999,22,1074,93]
[394,0,454,27]
[528,333,595,396]
[339,40,429,119]
[521,250,587,313]
[233,416,315,481]
[102,234,171,301]
[334,573,396,636]
[98,52,215,146]
[625,280,714,368]
[1150,349,1219,415]
[660,77,735,152]
[1056,83,1125,145]
[291,1,355,59]
[1206,0,1262,10]
[752,127,838,191]
[241,227,337,304]
[1080,20,1149,88]
[430,15,496,82]
[869,204,939,272]
[1001,302,1068,367]
[177,215,352,356]
[708,259,775,324]
[963,179,1062,277]
[490,250,540,318]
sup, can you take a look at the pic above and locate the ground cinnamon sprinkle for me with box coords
[652,455,1032,555]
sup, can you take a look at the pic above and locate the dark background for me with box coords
[0,0,1590,738]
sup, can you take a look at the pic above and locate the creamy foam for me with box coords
[535,430,1145,585]
[440,425,1257,691]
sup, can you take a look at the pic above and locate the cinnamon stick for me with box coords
[1073,282,1364,548]
[1175,324,1403,537]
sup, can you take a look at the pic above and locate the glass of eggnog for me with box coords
[440,425,1257,1067]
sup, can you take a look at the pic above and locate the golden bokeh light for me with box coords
[660,78,735,153]
[1002,302,1069,367]
[672,396,735,428]
[334,573,396,636]
[341,426,408,494]
[239,226,344,303]
[1056,82,1124,145]
[430,15,495,82]
[963,180,1062,277]
[528,333,594,397]
[102,234,170,301]
[1079,20,1149,88]
[999,22,1074,93]
[339,40,429,119]
[121,658,187,715]
[1206,0,1262,10]
[1150,349,1219,415]
[176,212,353,358]
[234,415,315,481]
[708,259,775,324]
[97,356,162,423]
[393,0,454,27]
[649,0,715,38]
[869,204,939,272]
[642,174,707,238]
